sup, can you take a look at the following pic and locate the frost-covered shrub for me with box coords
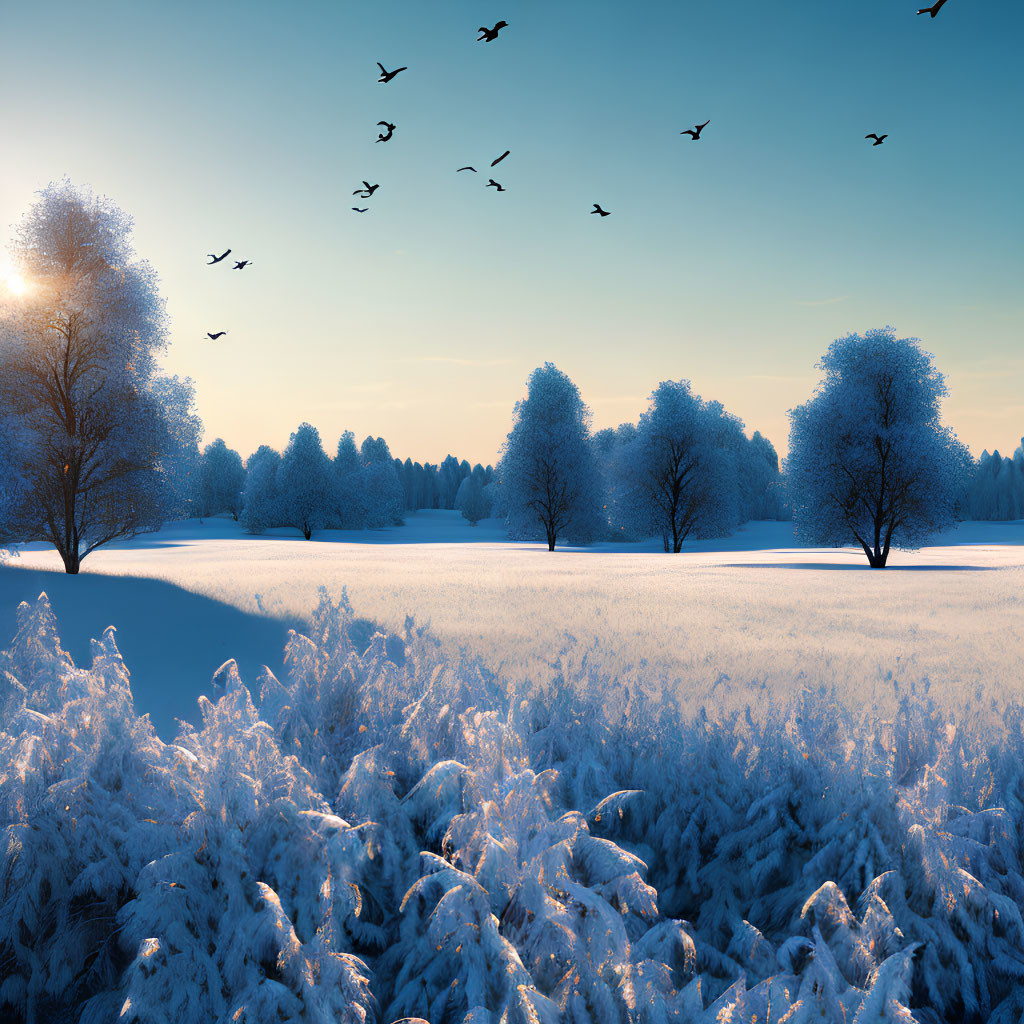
[3,590,1024,1023]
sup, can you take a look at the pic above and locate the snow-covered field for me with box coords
[3,511,1023,736]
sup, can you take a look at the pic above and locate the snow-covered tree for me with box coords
[455,475,490,525]
[197,438,246,521]
[499,363,602,550]
[332,431,368,529]
[740,430,789,521]
[360,436,404,529]
[787,327,972,567]
[241,445,282,534]
[615,380,740,552]
[0,179,201,573]
[278,423,335,539]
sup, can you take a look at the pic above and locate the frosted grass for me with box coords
[8,515,1023,720]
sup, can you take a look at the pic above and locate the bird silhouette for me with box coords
[916,0,948,15]
[206,331,228,340]
[376,121,396,142]
[352,207,369,213]
[680,120,710,140]
[377,62,407,84]
[456,166,477,172]
[591,204,611,217]
[478,21,508,42]
[232,260,252,270]
[486,179,506,191]
[353,181,380,197]
[206,249,231,264]
[490,150,510,167]
[865,133,888,146]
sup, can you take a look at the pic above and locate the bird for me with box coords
[916,0,948,16]
[352,207,369,213]
[232,260,252,270]
[680,119,710,140]
[456,166,477,173]
[865,133,888,146]
[206,249,231,264]
[490,150,510,167]
[478,21,508,42]
[591,204,610,217]
[206,331,228,340]
[376,121,396,142]
[353,181,380,197]
[377,62,407,84]
[486,179,506,191]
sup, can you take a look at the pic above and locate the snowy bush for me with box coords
[2,591,1023,1022]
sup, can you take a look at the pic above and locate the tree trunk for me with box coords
[303,524,312,540]
[867,548,888,568]
[61,549,81,574]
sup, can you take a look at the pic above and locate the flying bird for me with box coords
[376,121,396,142]
[591,204,610,217]
[206,331,228,340]
[206,249,231,264]
[353,181,380,197]
[456,166,477,172]
[680,120,710,140]
[478,21,508,42]
[377,62,407,84]
[486,179,506,191]
[865,133,888,145]
[490,150,510,167]
[916,0,948,15]
[352,207,369,213]
[232,260,252,270]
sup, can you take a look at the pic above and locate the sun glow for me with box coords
[2,264,27,296]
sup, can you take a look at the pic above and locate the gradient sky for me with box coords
[1,0,1021,466]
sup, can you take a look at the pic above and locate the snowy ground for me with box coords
[3,510,1023,737]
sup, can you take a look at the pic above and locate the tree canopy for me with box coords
[0,179,200,572]
[786,327,971,567]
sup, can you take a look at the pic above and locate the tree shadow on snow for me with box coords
[0,565,295,741]
[722,562,999,572]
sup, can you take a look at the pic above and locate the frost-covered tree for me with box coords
[740,430,789,521]
[787,327,972,567]
[455,475,490,525]
[360,436,404,528]
[499,363,602,550]
[332,431,368,529]
[278,423,335,539]
[616,381,740,552]
[198,438,246,521]
[241,445,282,535]
[0,179,201,573]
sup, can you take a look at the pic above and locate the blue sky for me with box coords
[1,0,1021,464]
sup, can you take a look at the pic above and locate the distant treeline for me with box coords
[171,429,497,537]
[962,442,1024,520]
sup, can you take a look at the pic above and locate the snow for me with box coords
[3,512,1023,738]
[4,578,1023,1021]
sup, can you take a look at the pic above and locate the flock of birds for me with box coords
[202,2,951,340]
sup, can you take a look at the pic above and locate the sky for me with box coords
[1,0,1022,466]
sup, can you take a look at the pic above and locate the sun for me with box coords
[3,267,27,296]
